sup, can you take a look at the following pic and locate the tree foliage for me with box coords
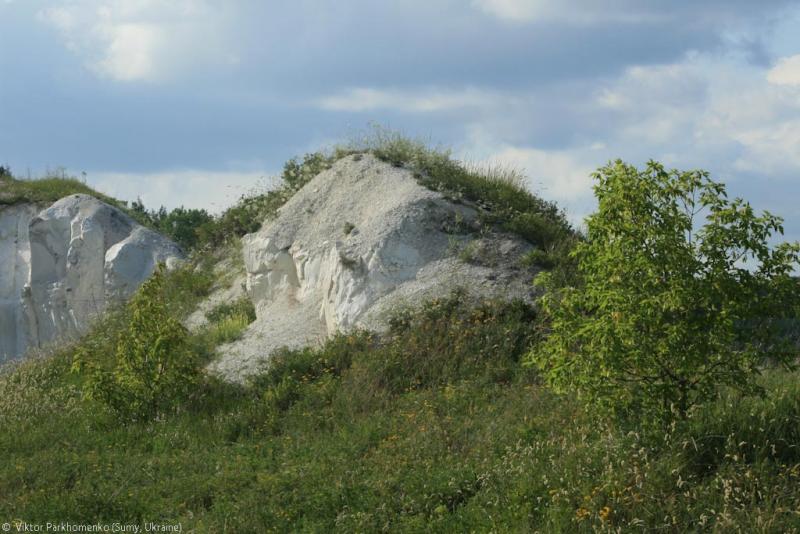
[530,160,800,423]
[74,267,200,421]
[129,200,213,252]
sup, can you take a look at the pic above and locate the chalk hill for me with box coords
[206,154,538,382]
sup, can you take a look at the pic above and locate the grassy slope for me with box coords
[2,287,800,531]
[0,173,124,208]
[2,139,800,531]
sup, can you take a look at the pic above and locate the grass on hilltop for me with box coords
[0,169,124,208]
[344,127,573,249]
[192,128,577,274]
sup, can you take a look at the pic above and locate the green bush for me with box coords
[531,160,800,425]
[197,297,257,346]
[281,152,336,191]
[129,200,214,252]
[74,267,201,421]
[368,290,538,392]
[205,297,256,324]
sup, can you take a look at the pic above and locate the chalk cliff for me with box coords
[0,194,183,361]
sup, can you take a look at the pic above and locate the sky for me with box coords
[3,0,800,239]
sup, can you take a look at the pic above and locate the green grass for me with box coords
[2,279,800,531]
[197,297,258,347]
[0,172,124,208]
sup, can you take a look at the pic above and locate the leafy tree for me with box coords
[530,160,800,423]
[155,206,214,251]
[74,267,200,421]
[127,198,213,251]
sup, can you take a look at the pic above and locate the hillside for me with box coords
[1,138,800,532]
[208,153,545,382]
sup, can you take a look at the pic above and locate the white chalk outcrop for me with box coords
[209,154,537,382]
[0,194,183,362]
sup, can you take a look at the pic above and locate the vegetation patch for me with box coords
[198,297,258,346]
[2,280,800,530]
[532,160,800,425]
[0,169,125,208]
[342,128,574,249]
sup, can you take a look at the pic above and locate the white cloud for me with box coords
[315,87,500,113]
[38,6,75,32]
[455,51,800,228]
[95,23,161,81]
[38,0,234,82]
[767,54,800,86]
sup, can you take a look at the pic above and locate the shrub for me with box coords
[74,267,201,421]
[129,202,214,252]
[200,297,257,345]
[282,152,336,191]
[370,290,538,392]
[205,297,256,324]
[530,160,800,424]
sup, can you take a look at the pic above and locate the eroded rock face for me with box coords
[0,194,183,362]
[209,154,537,382]
[0,204,40,359]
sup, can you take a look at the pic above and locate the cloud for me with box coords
[767,54,800,86]
[37,0,235,82]
[315,87,502,113]
[603,55,800,178]
[489,145,595,202]
[95,23,161,81]
[455,45,800,229]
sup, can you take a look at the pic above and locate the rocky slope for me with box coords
[0,194,183,362]
[209,154,538,382]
